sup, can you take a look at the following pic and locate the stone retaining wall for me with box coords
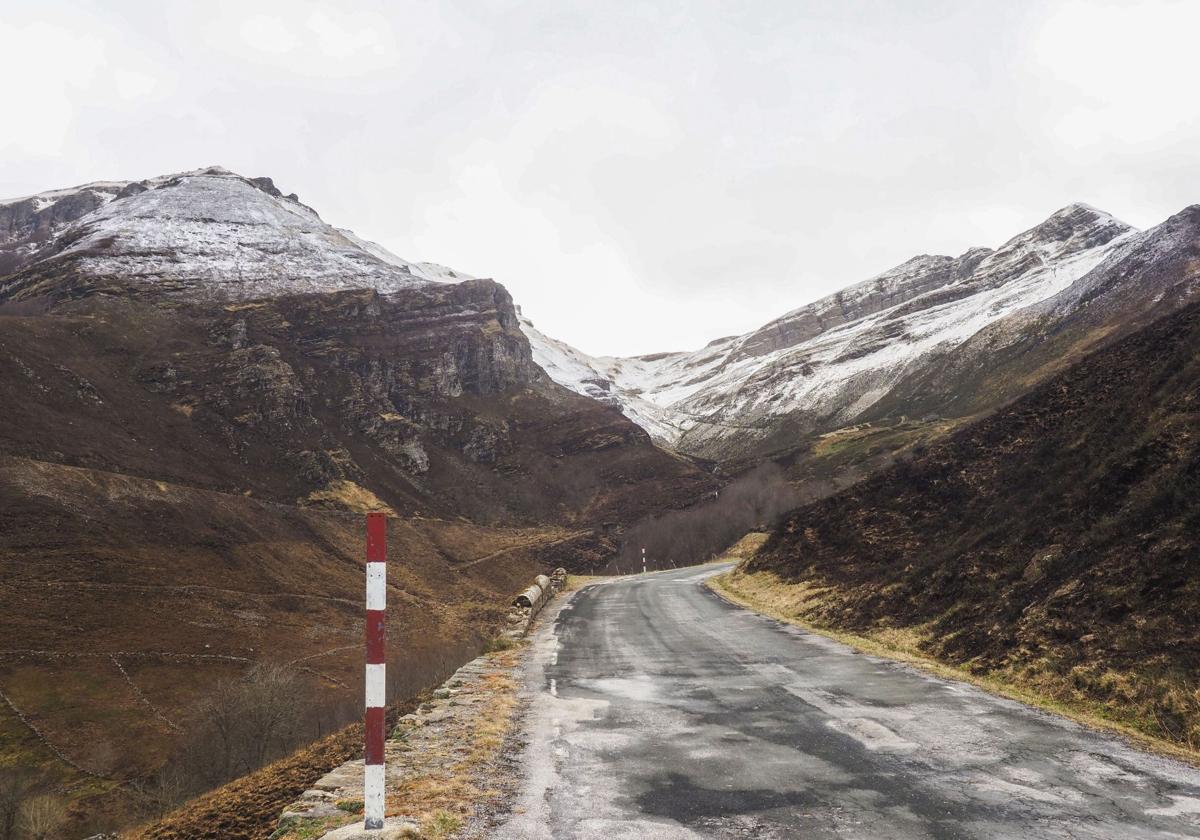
[271,571,566,839]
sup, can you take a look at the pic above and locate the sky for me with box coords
[2,1,1198,356]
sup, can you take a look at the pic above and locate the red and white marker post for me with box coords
[364,512,387,830]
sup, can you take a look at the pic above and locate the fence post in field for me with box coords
[364,512,387,830]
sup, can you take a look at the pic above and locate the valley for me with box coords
[2,166,1199,838]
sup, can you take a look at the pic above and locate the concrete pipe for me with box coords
[513,584,544,609]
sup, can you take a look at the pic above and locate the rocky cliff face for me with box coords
[0,169,712,524]
[0,180,124,275]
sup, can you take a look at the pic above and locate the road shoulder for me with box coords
[707,567,1200,769]
[270,591,576,840]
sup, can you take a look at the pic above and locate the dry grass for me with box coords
[563,574,602,592]
[710,568,1200,767]
[124,699,417,840]
[301,481,395,515]
[382,652,520,834]
[711,531,770,563]
[810,418,966,460]
[271,646,525,839]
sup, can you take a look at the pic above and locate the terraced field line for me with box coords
[456,529,589,570]
[110,653,182,732]
[0,685,105,778]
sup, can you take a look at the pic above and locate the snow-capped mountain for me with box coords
[521,203,1200,461]
[6,168,1197,468]
[0,166,446,301]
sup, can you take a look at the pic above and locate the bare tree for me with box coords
[189,677,246,785]
[183,662,306,788]
[0,769,33,840]
[131,763,189,822]
[618,462,800,570]
[18,794,67,840]
[237,663,303,771]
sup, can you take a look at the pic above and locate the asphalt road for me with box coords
[494,564,1200,839]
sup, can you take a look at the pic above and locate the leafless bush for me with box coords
[616,462,799,570]
[387,637,480,705]
[163,639,492,812]
[18,794,66,840]
[180,663,306,789]
[0,769,34,840]
[130,764,189,821]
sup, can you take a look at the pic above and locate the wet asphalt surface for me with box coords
[494,564,1200,839]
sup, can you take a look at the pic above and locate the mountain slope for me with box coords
[524,203,1200,469]
[0,168,714,833]
[736,295,1200,750]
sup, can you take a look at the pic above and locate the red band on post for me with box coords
[365,609,386,664]
[366,512,386,562]
[365,706,386,764]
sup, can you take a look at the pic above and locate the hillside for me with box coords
[0,169,714,833]
[736,297,1200,749]
[526,204,1200,480]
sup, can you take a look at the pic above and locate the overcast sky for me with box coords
[2,1,1198,355]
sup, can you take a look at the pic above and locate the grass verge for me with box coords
[563,574,603,591]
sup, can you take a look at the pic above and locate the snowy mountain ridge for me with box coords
[0,166,442,300]
[520,203,1147,457]
[6,167,1197,465]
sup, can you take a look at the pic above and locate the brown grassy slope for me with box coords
[0,455,552,832]
[125,702,413,840]
[746,298,1200,749]
[0,284,714,833]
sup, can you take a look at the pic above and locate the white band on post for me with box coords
[365,662,386,708]
[366,563,386,610]
[364,763,385,829]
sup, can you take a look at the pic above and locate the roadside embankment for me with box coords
[271,571,567,839]
[123,700,416,840]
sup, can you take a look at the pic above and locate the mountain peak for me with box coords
[1,167,455,304]
[987,202,1136,267]
[1041,205,1132,237]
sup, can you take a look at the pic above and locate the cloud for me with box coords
[239,14,303,54]
[1034,0,1200,150]
[1,1,1196,355]
[0,19,105,156]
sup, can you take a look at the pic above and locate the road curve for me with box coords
[494,564,1200,839]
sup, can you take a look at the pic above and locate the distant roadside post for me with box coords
[364,512,387,830]
[642,546,647,574]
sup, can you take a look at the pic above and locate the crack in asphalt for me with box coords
[494,565,1200,839]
